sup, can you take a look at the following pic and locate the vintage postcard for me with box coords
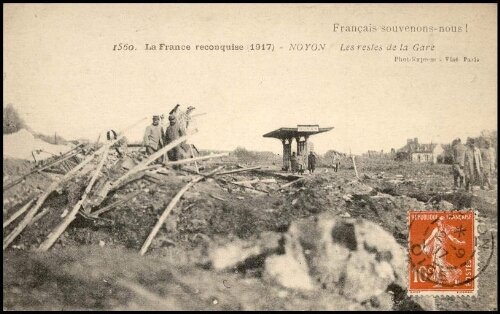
[3,3,497,311]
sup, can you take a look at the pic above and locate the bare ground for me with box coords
[3,157,498,310]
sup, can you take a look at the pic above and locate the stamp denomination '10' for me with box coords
[408,211,477,296]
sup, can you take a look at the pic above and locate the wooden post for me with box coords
[37,149,109,251]
[189,145,200,173]
[352,155,359,179]
[139,166,223,255]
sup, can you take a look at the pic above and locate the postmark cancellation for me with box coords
[408,210,479,296]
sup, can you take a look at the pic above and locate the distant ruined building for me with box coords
[396,138,444,164]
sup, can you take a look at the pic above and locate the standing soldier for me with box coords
[143,115,164,164]
[308,151,316,174]
[480,139,496,190]
[464,138,483,192]
[164,114,187,168]
[451,138,466,189]
[290,152,297,173]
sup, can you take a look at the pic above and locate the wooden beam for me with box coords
[37,149,110,251]
[28,207,49,226]
[3,151,80,191]
[281,177,307,189]
[164,153,229,166]
[3,199,35,229]
[2,118,146,251]
[90,184,154,217]
[215,166,261,176]
[352,155,359,179]
[110,131,198,191]
[139,166,224,255]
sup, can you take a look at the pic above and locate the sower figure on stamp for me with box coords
[451,138,466,189]
[143,115,164,164]
[464,138,483,192]
[422,216,465,287]
[480,139,496,190]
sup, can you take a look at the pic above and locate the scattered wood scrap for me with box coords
[140,166,224,256]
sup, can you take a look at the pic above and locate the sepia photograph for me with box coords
[3,3,497,311]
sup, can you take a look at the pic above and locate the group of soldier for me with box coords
[143,105,196,167]
[288,151,317,175]
[452,137,496,191]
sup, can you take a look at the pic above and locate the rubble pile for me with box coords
[4,149,497,310]
[209,213,435,310]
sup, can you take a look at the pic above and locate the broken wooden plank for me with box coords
[3,151,80,191]
[28,207,49,227]
[352,155,359,179]
[232,179,260,185]
[164,152,229,166]
[3,180,61,250]
[37,149,110,252]
[3,199,35,230]
[280,177,308,189]
[90,185,152,218]
[179,167,270,195]
[189,145,200,174]
[215,166,261,176]
[140,166,224,256]
[110,132,198,190]
[209,194,226,201]
[89,132,198,208]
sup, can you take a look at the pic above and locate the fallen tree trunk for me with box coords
[37,149,110,251]
[139,166,224,255]
[3,118,146,251]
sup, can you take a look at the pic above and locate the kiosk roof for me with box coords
[263,126,334,139]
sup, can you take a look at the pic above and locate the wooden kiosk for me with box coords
[263,125,333,171]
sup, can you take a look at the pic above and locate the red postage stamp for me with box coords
[408,211,477,296]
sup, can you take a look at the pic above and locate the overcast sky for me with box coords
[3,4,497,154]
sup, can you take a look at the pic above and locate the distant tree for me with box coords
[3,103,28,134]
[324,149,344,161]
[478,129,497,151]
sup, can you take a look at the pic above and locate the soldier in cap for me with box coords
[308,151,317,174]
[164,114,188,168]
[451,138,466,189]
[480,139,496,190]
[143,115,164,164]
[464,138,483,192]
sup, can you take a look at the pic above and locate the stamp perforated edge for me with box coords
[406,209,480,297]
